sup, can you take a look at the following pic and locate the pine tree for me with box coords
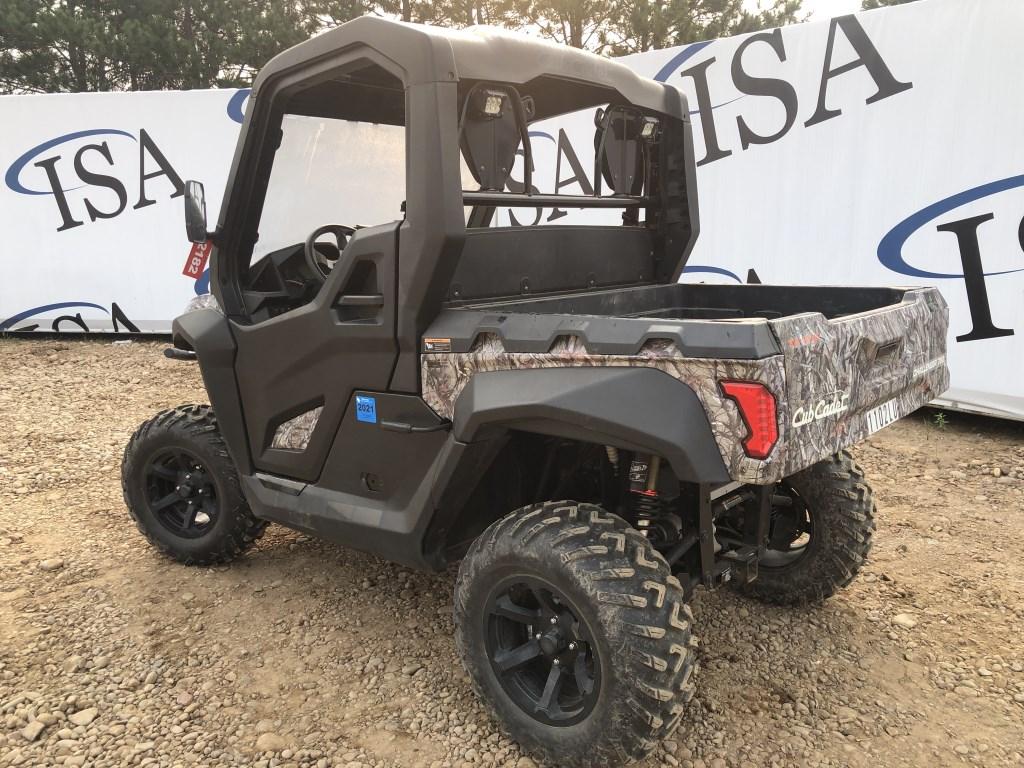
[0,0,354,93]
[601,0,804,55]
[0,0,807,93]
[862,0,917,9]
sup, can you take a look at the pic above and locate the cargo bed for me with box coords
[457,282,910,322]
[422,283,949,484]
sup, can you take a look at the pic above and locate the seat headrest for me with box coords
[594,106,650,196]
[459,85,534,192]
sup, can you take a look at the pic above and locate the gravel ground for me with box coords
[1,338,1022,768]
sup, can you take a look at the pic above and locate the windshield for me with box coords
[251,113,405,264]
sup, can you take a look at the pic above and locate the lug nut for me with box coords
[535,634,541,640]
[552,658,560,666]
[550,616,558,625]
[568,642,577,651]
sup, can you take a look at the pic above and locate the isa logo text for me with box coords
[5,128,186,233]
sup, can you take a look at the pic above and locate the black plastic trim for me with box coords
[254,472,306,496]
[462,192,649,208]
[171,309,252,474]
[451,367,731,483]
[242,434,470,570]
[448,226,654,304]
[424,308,781,359]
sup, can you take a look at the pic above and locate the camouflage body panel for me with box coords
[271,406,324,450]
[770,287,949,477]
[423,333,787,484]
[421,288,948,485]
[184,293,221,314]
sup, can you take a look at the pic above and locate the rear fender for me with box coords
[452,367,730,483]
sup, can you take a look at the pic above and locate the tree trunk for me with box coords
[182,1,197,88]
[66,0,88,91]
[570,16,584,48]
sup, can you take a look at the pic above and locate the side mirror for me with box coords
[184,180,208,244]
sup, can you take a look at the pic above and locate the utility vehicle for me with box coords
[122,17,949,767]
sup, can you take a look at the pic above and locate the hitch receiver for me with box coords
[719,546,759,584]
[691,483,771,590]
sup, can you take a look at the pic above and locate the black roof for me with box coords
[252,16,685,122]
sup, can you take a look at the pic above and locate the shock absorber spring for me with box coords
[628,455,680,547]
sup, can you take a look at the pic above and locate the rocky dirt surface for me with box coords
[0,338,1022,768]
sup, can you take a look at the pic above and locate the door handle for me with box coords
[335,294,384,307]
[334,293,385,322]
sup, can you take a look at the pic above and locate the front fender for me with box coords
[171,309,251,474]
[452,367,730,483]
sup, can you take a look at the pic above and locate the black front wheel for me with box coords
[122,405,267,565]
[455,502,697,768]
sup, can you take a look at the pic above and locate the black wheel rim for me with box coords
[760,481,813,569]
[143,448,219,539]
[484,575,601,727]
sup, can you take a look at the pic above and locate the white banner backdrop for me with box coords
[2,0,1022,419]
[1,89,241,332]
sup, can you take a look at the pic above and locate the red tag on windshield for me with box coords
[182,241,212,279]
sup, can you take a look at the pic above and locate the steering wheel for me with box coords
[304,224,355,282]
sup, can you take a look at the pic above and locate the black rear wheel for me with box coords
[485,575,601,727]
[759,479,812,568]
[737,450,875,605]
[455,501,697,768]
[122,405,267,565]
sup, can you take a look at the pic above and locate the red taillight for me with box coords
[720,380,779,460]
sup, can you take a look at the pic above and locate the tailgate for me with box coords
[770,287,949,476]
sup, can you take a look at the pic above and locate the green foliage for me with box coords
[0,0,806,93]
[496,0,804,54]
[0,0,347,93]
[931,410,948,430]
[502,0,619,50]
[599,0,804,55]
[861,0,917,9]
[376,0,513,26]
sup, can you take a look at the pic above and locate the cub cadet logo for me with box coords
[792,391,850,428]
[655,15,912,167]
[4,128,185,232]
